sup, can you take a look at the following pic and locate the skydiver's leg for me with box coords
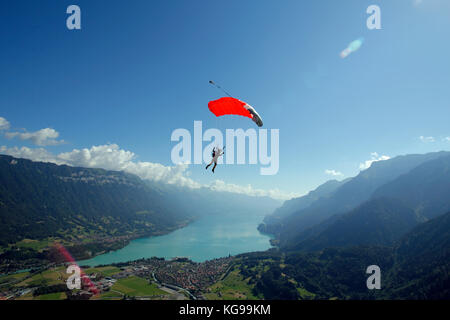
[206,159,214,170]
[212,162,217,173]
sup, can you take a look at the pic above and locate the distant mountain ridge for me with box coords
[259,179,347,234]
[0,155,281,247]
[287,197,420,251]
[371,154,450,220]
[0,155,187,245]
[145,179,281,220]
[260,151,450,248]
[284,153,450,252]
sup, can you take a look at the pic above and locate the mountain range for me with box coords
[259,151,450,251]
[0,155,280,247]
[1,150,449,299]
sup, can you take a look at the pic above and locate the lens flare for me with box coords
[54,243,99,295]
[340,37,364,58]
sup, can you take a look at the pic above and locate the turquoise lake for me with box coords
[77,210,273,266]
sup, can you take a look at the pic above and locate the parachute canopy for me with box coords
[208,97,263,127]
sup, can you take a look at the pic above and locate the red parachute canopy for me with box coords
[208,97,252,118]
[208,97,263,127]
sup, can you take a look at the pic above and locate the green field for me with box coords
[0,271,30,285]
[297,287,316,299]
[84,266,121,277]
[14,239,52,251]
[15,267,66,287]
[206,268,259,300]
[110,276,166,297]
[95,290,123,300]
[15,290,67,300]
[37,292,67,300]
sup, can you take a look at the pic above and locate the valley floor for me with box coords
[0,256,233,300]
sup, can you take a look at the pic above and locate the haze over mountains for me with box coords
[262,179,348,226]
[1,151,449,299]
[247,151,450,299]
[259,151,450,250]
[0,155,280,247]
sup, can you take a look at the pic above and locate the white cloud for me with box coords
[56,145,201,189]
[0,145,62,164]
[1,118,295,200]
[443,137,450,142]
[419,135,435,143]
[0,144,199,189]
[5,128,64,146]
[208,180,300,201]
[359,152,391,170]
[324,169,343,177]
[0,143,296,200]
[0,117,10,131]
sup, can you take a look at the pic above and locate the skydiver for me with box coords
[206,147,224,173]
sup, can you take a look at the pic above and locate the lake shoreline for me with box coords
[0,218,196,275]
[76,212,273,267]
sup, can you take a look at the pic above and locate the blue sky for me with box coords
[1,0,449,199]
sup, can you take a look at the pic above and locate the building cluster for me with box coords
[122,256,233,297]
[1,256,234,300]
